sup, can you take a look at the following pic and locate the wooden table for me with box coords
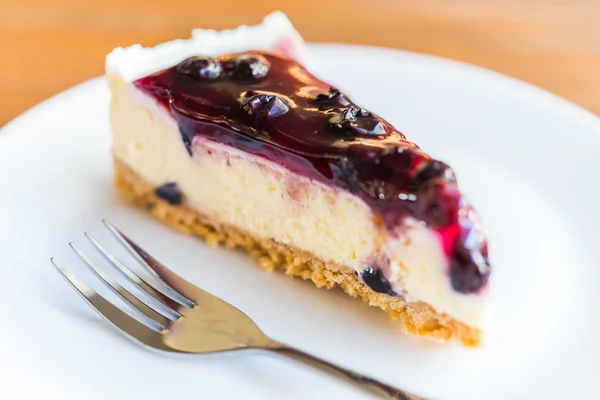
[3,0,600,125]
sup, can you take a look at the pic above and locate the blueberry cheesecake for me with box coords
[106,11,491,346]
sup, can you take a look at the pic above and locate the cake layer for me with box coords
[109,75,487,329]
[113,156,481,346]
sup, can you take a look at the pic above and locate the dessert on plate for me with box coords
[106,11,491,346]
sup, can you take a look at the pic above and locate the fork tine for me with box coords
[97,222,194,309]
[50,258,177,352]
[69,243,172,329]
[84,233,182,321]
[103,219,196,308]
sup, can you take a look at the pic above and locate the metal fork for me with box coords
[50,220,425,400]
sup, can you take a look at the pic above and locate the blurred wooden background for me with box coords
[2,0,600,125]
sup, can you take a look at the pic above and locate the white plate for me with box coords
[1,44,599,400]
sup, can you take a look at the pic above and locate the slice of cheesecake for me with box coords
[106,11,491,346]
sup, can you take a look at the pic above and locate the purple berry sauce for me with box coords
[134,51,490,293]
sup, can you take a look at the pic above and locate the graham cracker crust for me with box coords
[114,157,480,346]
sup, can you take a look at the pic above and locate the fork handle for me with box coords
[267,344,426,400]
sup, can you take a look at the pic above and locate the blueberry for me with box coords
[328,107,385,137]
[447,208,491,293]
[180,132,193,155]
[415,183,459,228]
[176,57,222,80]
[222,60,237,73]
[449,241,491,294]
[328,107,358,126]
[359,266,396,296]
[155,182,183,205]
[243,93,289,118]
[314,87,339,102]
[233,55,270,79]
[313,87,350,107]
[411,160,456,190]
[343,146,416,201]
[177,121,196,156]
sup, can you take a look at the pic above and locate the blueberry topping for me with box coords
[243,93,289,118]
[233,55,270,79]
[155,182,183,205]
[359,267,396,296]
[329,107,386,137]
[176,57,222,80]
[135,51,492,294]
